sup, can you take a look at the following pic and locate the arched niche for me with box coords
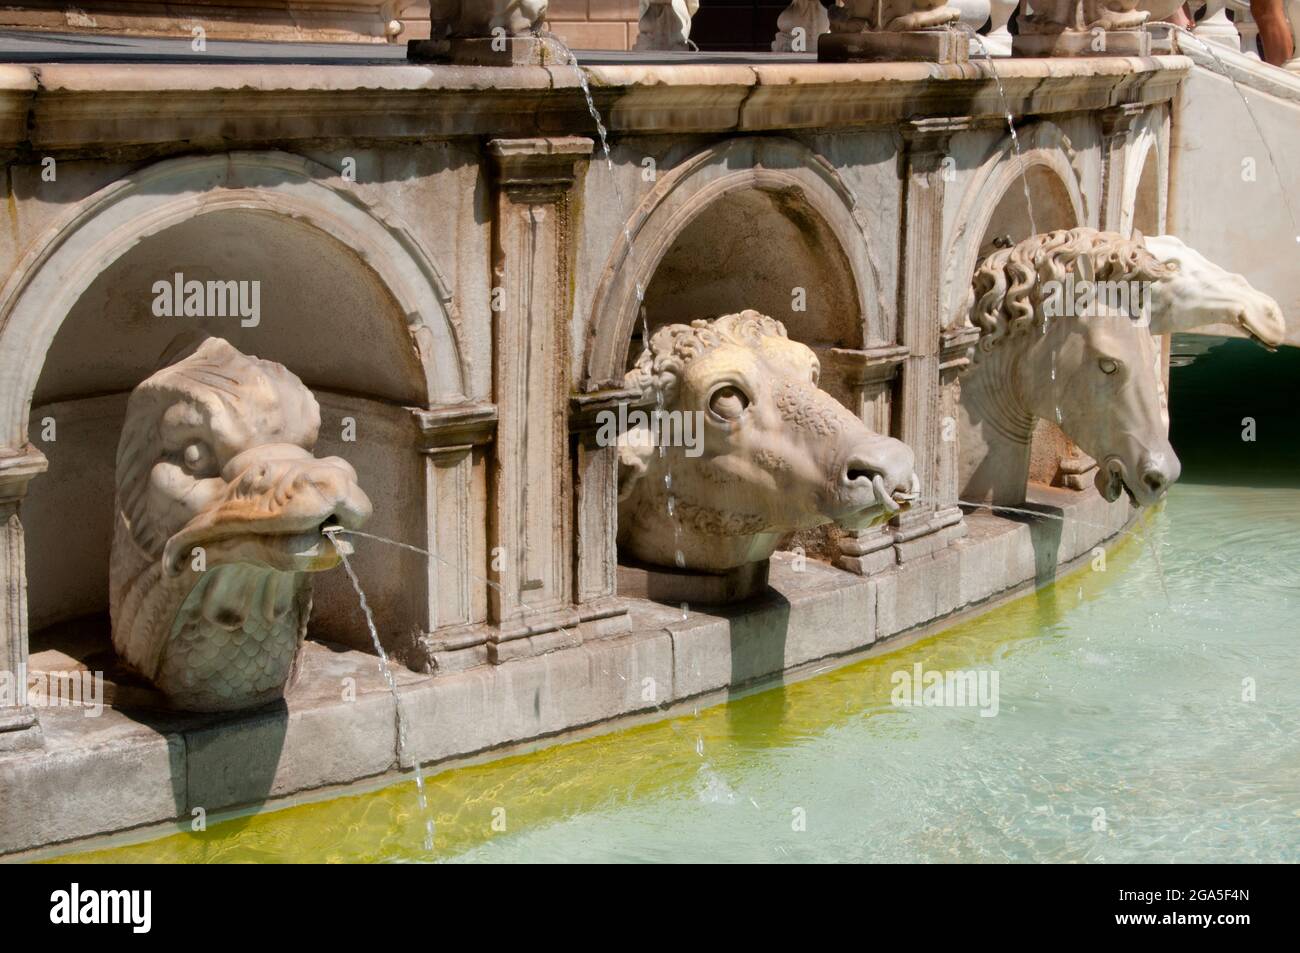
[943,122,1087,492]
[585,137,886,393]
[6,152,469,668]
[1120,115,1167,238]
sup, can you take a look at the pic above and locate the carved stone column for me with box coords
[822,0,967,63]
[410,0,567,65]
[1014,0,1151,56]
[938,325,980,511]
[635,0,700,51]
[486,137,621,666]
[409,403,496,673]
[825,345,909,575]
[0,447,46,752]
[893,118,968,562]
[1099,103,1145,233]
[773,0,831,52]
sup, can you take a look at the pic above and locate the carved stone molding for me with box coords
[409,402,498,453]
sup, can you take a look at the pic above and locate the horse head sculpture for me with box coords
[1142,234,1286,346]
[616,311,918,572]
[958,228,1180,508]
[110,336,371,712]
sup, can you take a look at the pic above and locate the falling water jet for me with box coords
[326,529,436,853]
[960,25,1039,236]
[555,37,689,571]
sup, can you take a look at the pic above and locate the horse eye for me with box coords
[1099,358,1119,375]
[709,385,750,421]
[182,441,215,474]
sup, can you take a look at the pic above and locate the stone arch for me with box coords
[942,121,1088,330]
[584,136,887,391]
[1119,111,1167,237]
[0,150,466,452]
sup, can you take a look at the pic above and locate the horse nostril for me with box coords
[1142,470,1167,493]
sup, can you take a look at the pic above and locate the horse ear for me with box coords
[617,424,655,502]
[1131,228,1146,246]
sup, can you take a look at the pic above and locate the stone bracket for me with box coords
[409,402,497,453]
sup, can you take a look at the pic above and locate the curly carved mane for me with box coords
[625,310,794,404]
[968,227,1176,358]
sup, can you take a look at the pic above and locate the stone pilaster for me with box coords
[485,137,609,665]
[409,403,496,673]
[0,447,46,752]
[569,388,642,611]
[894,118,968,562]
[1099,103,1145,234]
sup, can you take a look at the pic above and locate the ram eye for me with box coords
[709,385,750,421]
[181,441,216,475]
[1099,358,1120,375]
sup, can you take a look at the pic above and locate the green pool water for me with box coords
[59,336,1300,864]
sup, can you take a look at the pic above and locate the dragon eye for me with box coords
[709,385,750,421]
[181,441,215,475]
[1099,358,1119,375]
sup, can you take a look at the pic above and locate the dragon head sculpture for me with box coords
[109,337,371,712]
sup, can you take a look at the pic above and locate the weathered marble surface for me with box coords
[617,312,917,572]
[110,338,371,711]
[958,229,1180,508]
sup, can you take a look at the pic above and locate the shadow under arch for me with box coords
[0,150,468,452]
[584,136,888,391]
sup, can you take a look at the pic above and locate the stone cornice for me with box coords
[0,56,1193,154]
[408,402,497,454]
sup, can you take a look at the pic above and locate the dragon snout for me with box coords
[164,444,372,574]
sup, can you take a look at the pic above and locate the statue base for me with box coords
[407,35,572,67]
[819,29,969,64]
[617,559,770,606]
[1013,28,1151,58]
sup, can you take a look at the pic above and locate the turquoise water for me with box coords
[64,336,1300,863]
